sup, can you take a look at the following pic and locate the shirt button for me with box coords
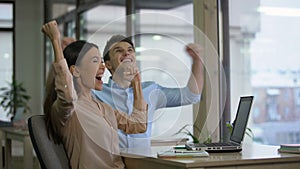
[64,85,67,88]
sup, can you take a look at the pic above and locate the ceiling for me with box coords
[53,0,193,10]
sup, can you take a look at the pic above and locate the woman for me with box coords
[42,20,148,169]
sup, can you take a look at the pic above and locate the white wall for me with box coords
[15,0,44,117]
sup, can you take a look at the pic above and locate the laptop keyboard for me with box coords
[204,142,236,146]
[193,142,237,147]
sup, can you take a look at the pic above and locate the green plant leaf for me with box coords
[172,124,193,136]
[226,121,254,139]
[0,79,31,118]
[173,124,201,143]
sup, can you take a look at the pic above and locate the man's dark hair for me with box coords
[103,35,135,62]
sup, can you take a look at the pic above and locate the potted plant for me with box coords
[226,121,254,138]
[173,124,212,143]
[174,122,253,144]
[0,79,31,120]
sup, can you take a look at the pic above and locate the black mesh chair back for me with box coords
[28,115,70,169]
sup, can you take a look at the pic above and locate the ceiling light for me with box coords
[152,35,162,41]
[3,53,10,59]
[135,47,146,52]
[257,6,300,17]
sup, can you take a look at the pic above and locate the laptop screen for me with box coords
[230,96,253,144]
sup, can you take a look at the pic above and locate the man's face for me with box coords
[105,41,136,74]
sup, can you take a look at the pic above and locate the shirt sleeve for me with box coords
[50,59,77,129]
[114,105,148,134]
[155,84,201,109]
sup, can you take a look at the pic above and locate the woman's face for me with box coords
[77,47,105,91]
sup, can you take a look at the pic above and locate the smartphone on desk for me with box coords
[157,150,209,158]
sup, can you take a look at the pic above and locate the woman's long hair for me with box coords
[44,40,98,144]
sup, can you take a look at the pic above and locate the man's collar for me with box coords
[108,76,115,86]
[108,77,129,89]
[108,76,131,90]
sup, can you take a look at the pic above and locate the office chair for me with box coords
[28,115,70,169]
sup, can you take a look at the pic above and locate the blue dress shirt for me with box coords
[92,78,201,148]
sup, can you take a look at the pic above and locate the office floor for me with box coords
[8,141,40,169]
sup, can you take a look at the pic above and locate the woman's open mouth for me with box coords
[95,74,103,81]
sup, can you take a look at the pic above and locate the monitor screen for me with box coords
[230,96,253,143]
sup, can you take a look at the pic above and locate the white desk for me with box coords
[121,143,300,169]
[0,127,34,169]
[151,138,189,146]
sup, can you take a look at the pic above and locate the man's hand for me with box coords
[113,62,140,88]
[185,43,203,62]
[186,43,204,95]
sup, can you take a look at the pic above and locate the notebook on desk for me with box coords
[185,96,254,152]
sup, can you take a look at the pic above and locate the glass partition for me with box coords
[0,3,13,28]
[0,2,13,120]
[0,32,13,86]
[83,3,194,139]
[229,0,300,145]
[82,5,126,82]
[52,2,76,19]
[139,4,194,139]
[48,1,199,141]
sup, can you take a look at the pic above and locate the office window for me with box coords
[82,3,194,140]
[82,5,126,82]
[294,88,300,105]
[0,3,13,28]
[0,2,14,120]
[139,4,194,139]
[52,1,75,19]
[65,20,76,38]
[229,0,300,145]
[49,1,196,142]
[83,4,126,42]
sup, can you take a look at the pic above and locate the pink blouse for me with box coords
[49,59,147,169]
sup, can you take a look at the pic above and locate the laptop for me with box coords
[185,96,254,152]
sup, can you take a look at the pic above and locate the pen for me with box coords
[173,145,186,149]
[174,150,204,153]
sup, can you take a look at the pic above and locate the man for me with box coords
[61,37,76,50]
[93,35,204,148]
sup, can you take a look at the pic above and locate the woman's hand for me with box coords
[42,20,64,62]
[41,20,61,42]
